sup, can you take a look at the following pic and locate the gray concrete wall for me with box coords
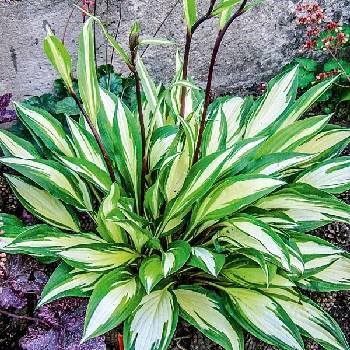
[0,0,349,101]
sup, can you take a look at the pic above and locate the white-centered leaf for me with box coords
[66,116,107,171]
[113,98,142,211]
[190,175,285,231]
[7,225,104,256]
[278,77,337,129]
[0,129,40,159]
[245,66,298,138]
[59,243,139,272]
[264,288,350,350]
[124,287,178,350]
[296,157,350,194]
[83,269,144,341]
[1,157,87,209]
[77,17,100,125]
[39,263,102,307]
[15,102,74,157]
[255,183,350,232]
[297,254,350,291]
[217,214,290,270]
[189,247,225,276]
[225,288,304,350]
[5,174,79,232]
[162,240,190,277]
[139,255,164,293]
[44,27,73,89]
[256,114,331,157]
[174,286,243,350]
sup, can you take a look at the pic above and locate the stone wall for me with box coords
[0,0,349,100]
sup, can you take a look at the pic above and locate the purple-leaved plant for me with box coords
[20,298,106,350]
[0,255,48,310]
[0,93,17,123]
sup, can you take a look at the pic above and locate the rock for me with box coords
[0,0,349,100]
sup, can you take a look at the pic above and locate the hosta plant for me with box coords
[1,1,350,350]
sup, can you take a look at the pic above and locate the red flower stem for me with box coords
[327,47,350,84]
[179,0,217,117]
[117,333,124,350]
[130,49,147,215]
[192,0,248,164]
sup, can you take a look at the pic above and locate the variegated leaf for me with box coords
[38,263,101,307]
[201,107,227,157]
[66,116,107,172]
[246,153,313,177]
[217,214,290,270]
[7,225,104,256]
[15,102,74,157]
[174,286,244,350]
[297,254,350,291]
[124,287,178,350]
[189,247,225,277]
[264,288,350,350]
[162,240,191,277]
[149,126,178,171]
[296,157,350,194]
[256,114,331,157]
[222,260,294,288]
[139,255,163,293]
[0,129,40,159]
[219,137,266,177]
[1,157,87,209]
[255,183,350,232]
[96,183,126,243]
[77,17,100,125]
[159,149,232,235]
[189,175,285,232]
[278,77,337,129]
[244,66,298,138]
[225,288,304,350]
[294,128,350,161]
[59,243,139,272]
[221,96,252,148]
[113,98,142,211]
[83,269,144,341]
[58,156,112,193]
[5,174,79,232]
[44,27,73,89]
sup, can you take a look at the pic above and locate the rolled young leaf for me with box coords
[44,27,73,90]
[77,17,100,125]
[139,255,163,293]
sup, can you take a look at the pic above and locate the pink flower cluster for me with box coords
[296,2,349,51]
[82,0,95,17]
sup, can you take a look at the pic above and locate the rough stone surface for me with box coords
[0,0,349,100]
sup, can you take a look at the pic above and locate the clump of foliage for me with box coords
[1,1,350,350]
[290,2,350,112]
